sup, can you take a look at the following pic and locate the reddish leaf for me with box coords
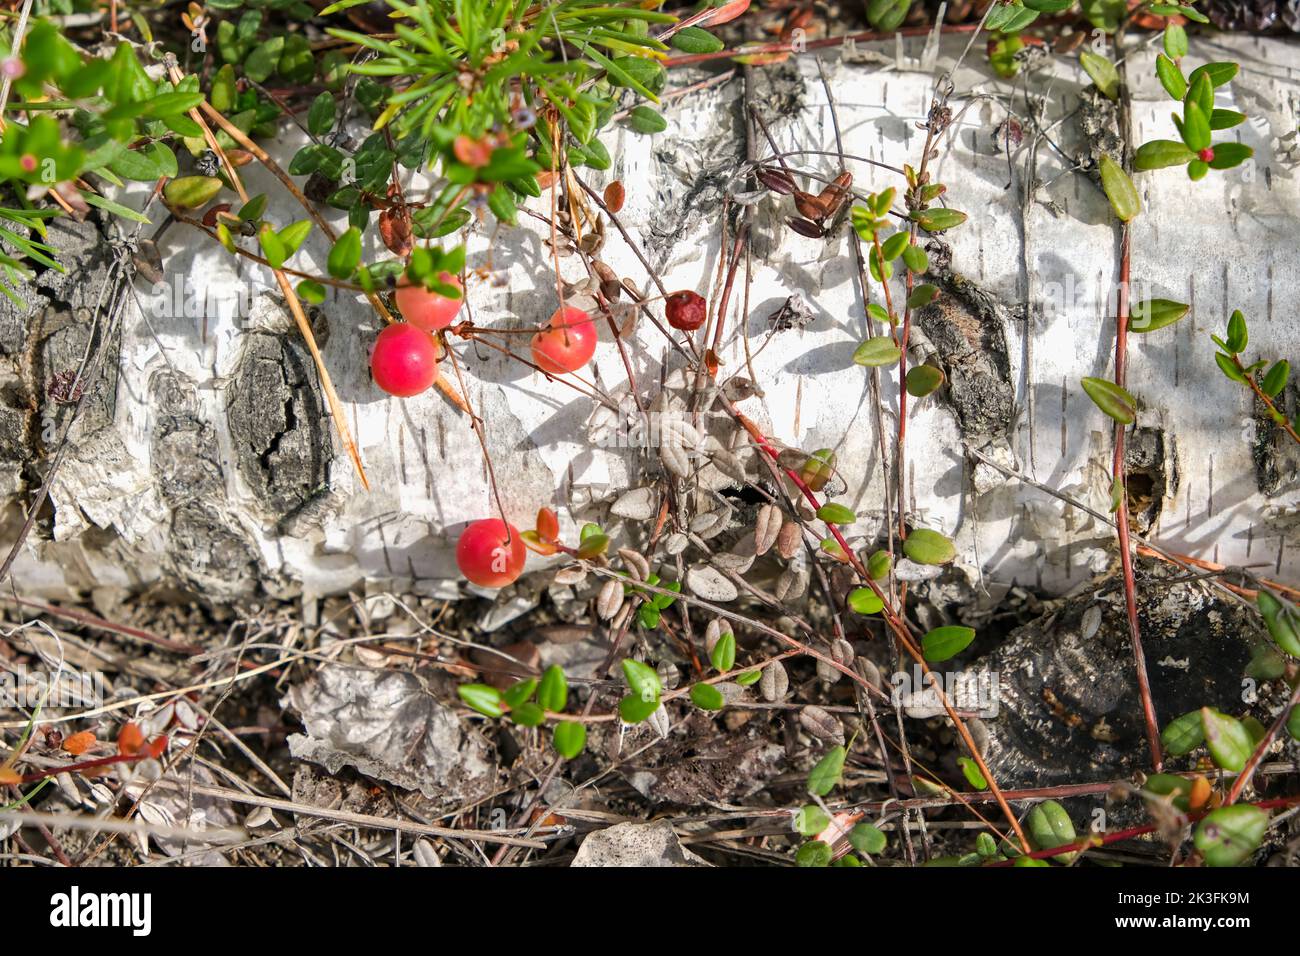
[117,722,145,756]
[536,507,559,543]
[63,730,95,756]
[378,205,413,257]
[603,180,625,213]
[453,135,493,167]
[0,766,20,785]
[145,735,169,760]
[700,0,751,26]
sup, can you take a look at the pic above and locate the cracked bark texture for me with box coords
[0,34,1297,610]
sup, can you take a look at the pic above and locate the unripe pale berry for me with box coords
[531,305,597,374]
[665,290,707,331]
[457,518,527,588]
[370,323,439,397]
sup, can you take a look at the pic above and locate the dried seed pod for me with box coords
[553,566,588,586]
[800,704,845,744]
[856,657,882,692]
[760,660,789,702]
[611,601,632,632]
[660,441,692,478]
[664,532,689,556]
[793,189,830,221]
[596,579,625,620]
[618,547,651,583]
[775,567,809,602]
[775,519,801,559]
[646,703,671,739]
[657,659,680,691]
[755,165,797,195]
[689,507,729,539]
[755,504,782,556]
[721,376,764,402]
[787,216,826,239]
[603,180,626,212]
[818,638,855,683]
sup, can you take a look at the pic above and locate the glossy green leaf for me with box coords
[1027,800,1078,862]
[906,284,938,310]
[710,631,736,672]
[618,694,659,724]
[902,243,929,274]
[913,207,967,233]
[903,528,956,565]
[1257,590,1300,657]
[1156,54,1187,101]
[1161,709,1206,755]
[1261,361,1291,399]
[816,502,856,525]
[922,625,976,662]
[1129,298,1189,333]
[458,683,504,718]
[690,682,725,711]
[671,26,724,54]
[848,587,884,615]
[959,756,988,790]
[621,658,661,704]
[1194,805,1268,867]
[905,365,944,397]
[538,664,568,712]
[868,550,892,580]
[796,840,832,867]
[163,175,223,210]
[1081,377,1136,425]
[1134,139,1195,170]
[853,336,902,367]
[1201,708,1254,773]
[1080,50,1119,101]
[553,720,586,759]
[1099,154,1141,222]
[328,227,362,279]
[795,804,830,837]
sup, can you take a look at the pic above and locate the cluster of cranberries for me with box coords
[370,276,711,589]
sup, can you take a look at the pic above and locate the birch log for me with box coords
[3,33,1299,614]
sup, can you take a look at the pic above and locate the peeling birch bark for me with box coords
[1,34,1298,610]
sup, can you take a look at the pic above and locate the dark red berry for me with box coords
[665,291,707,332]
[1198,147,1215,163]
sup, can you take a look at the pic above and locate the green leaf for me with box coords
[710,631,736,672]
[1181,101,1212,153]
[795,804,830,837]
[1225,309,1248,353]
[510,701,545,727]
[1209,142,1253,170]
[796,840,832,867]
[671,26,724,54]
[735,670,761,686]
[1080,50,1119,101]
[1161,710,1206,755]
[1134,139,1196,170]
[922,625,976,662]
[553,720,586,759]
[866,0,913,31]
[1099,154,1141,222]
[621,658,661,704]
[1257,590,1300,657]
[903,528,956,565]
[1210,108,1246,130]
[1194,805,1268,867]
[853,336,902,367]
[618,694,659,724]
[902,243,929,274]
[848,587,884,615]
[458,684,504,718]
[913,207,967,232]
[244,36,285,84]
[627,105,667,134]
[1156,54,1187,101]
[277,220,313,258]
[1201,708,1254,773]
[297,279,326,304]
[1261,361,1290,399]
[1163,23,1188,60]
[258,223,287,270]
[690,682,725,711]
[308,92,337,137]
[849,823,887,855]
[538,664,568,712]
[1288,704,1300,742]
[1027,800,1078,863]
[1081,376,1136,425]
[816,502,856,525]
[1129,298,1189,333]
[905,365,944,397]
[163,175,223,209]
[808,746,846,796]
[881,231,910,261]
[328,227,362,280]
[502,679,538,710]
[906,284,938,310]
[1188,61,1239,89]
[868,550,892,580]
[958,756,988,790]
